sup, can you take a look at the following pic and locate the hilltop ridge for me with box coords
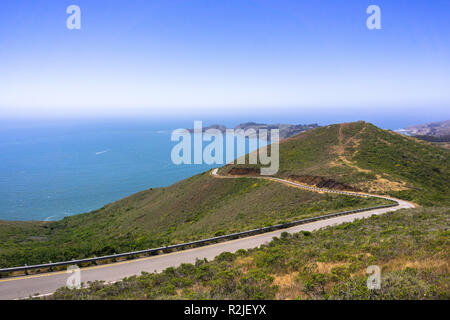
[221,121,449,206]
[188,122,319,139]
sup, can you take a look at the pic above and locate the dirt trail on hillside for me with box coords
[225,123,410,193]
[333,123,371,174]
[333,124,409,192]
[226,166,360,192]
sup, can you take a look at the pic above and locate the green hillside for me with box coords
[221,121,450,206]
[0,172,385,269]
[43,207,450,300]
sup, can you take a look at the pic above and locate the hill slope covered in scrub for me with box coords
[43,207,450,300]
[0,174,386,268]
[222,121,450,206]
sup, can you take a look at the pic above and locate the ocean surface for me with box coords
[0,119,267,221]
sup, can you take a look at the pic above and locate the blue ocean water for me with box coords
[0,119,266,221]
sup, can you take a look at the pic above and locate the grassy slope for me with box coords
[221,121,450,206]
[0,172,386,268]
[45,207,450,300]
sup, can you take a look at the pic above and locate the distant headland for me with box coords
[188,122,320,139]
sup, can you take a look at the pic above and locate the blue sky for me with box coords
[0,0,449,123]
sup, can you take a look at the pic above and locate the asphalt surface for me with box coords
[0,169,415,300]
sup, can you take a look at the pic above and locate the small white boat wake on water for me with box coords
[95,149,110,155]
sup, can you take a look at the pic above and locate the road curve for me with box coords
[0,169,415,300]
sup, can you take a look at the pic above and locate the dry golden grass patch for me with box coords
[316,261,350,274]
[272,272,301,300]
[273,272,299,287]
[338,156,372,174]
[347,257,450,278]
[384,257,450,274]
[355,174,409,193]
[233,256,255,273]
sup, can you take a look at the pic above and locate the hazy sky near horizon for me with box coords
[0,0,449,119]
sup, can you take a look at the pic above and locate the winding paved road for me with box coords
[0,169,415,299]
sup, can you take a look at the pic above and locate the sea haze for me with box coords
[0,119,266,221]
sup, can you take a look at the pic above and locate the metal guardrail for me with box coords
[0,203,398,274]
